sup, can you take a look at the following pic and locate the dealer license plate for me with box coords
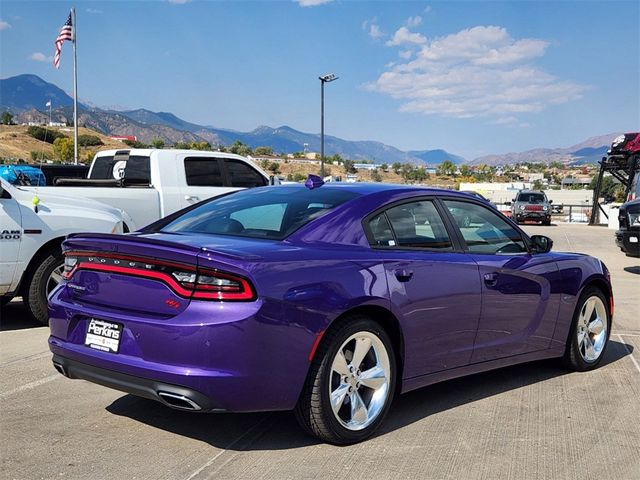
[84,318,123,353]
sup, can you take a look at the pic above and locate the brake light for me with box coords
[62,251,255,301]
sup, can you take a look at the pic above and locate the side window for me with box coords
[444,200,526,254]
[184,158,223,186]
[224,159,267,188]
[369,200,452,249]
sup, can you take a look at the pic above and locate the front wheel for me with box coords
[295,316,396,445]
[563,286,611,371]
[23,247,64,325]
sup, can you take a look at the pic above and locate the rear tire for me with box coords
[563,286,611,371]
[23,247,64,325]
[294,316,396,445]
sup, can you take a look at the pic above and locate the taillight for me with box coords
[62,251,255,301]
[63,255,78,279]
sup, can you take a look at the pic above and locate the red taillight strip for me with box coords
[65,255,255,301]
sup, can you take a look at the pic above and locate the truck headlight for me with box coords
[629,212,640,228]
[519,205,525,210]
[543,206,549,211]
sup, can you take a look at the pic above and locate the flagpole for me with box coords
[72,7,78,165]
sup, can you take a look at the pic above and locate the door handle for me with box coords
[483,272,498,287]
[394,269,414,282]
[184,195,200,202]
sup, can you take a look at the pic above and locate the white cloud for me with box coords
[399,50,413,59]
[407,16,422,28]
[424,6,432,14]
[369,24,385,39]
[168,0,191,4]
[0,19,11,30]
[385,27,427,47]
[29,52,53,62]
[86,8,103,14]
[368,25,587,120]
[296,0,335,7]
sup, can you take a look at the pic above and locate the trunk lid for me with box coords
[62,233,204,317]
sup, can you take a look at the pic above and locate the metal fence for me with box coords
[495,203,594,223]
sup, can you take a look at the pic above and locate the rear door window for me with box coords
[368,200,453,250]
[223,159,267,188]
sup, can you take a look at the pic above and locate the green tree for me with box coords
[254,146,274,156]
[590,175,623,202]
[459,164,471,177]
[52,137,74,162]
[380,163,388,172]
[391,162,402,175]
[151,138,165,149]
[342,158,356,174]
[268,162,280,174]
[437,159,456,176]
[1,111,14,125]
[532,179,544,190]
[371,169,383,182]
[229,140,252,156]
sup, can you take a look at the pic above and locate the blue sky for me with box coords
[1,0,638,159]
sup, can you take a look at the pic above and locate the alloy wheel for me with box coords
[577,295,608,363]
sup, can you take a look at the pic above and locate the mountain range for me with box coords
[0,74,621,166]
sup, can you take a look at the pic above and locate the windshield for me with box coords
[159,187,360,240]
[517,193,546,203]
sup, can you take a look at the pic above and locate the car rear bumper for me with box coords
[51,354,221,411]
[48,286,315,412]
[615,229,640,257]
[515,212,550,221]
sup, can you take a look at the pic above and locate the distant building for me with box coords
[110,135,137,142]
[48,122,66,127]
[354,163,382,171]
[561,176,592,189]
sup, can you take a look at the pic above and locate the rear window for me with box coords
[159,187,359,240]
[89,154,150,182]
[517,193,546,203]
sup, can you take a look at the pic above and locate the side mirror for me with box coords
[548,199,553,204]
[530,235,553,254]
[511,198,516,202]
[504,201,512,206]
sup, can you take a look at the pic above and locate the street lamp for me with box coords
[319,73,338,178]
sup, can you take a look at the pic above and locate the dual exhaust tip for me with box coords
[53,360,202,411]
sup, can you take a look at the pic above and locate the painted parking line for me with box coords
[617,334,640,374]
[0,374,60,400]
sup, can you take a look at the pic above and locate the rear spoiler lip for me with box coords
[63,232,260,261]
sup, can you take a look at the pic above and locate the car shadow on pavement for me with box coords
[105,340,633,451]
[0,300,42,331]
[623,266,640,275]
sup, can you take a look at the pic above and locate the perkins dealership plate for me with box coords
[85,318,123,353]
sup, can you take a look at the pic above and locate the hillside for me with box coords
[0,125,130,162]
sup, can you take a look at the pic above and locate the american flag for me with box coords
[53,11,73,69]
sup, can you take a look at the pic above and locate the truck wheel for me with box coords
[24,247,64,326]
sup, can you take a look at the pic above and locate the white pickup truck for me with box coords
[23,149,275,231]
[1,178,125,324]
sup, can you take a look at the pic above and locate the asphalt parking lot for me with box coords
[1,223,639,480]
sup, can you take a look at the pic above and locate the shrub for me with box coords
[77,134,104,147]
[26,126,66,144]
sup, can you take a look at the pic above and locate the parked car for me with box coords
[0,178,125,324]
[511,190,552,225]
[49,183,613,444]
[21,149,276,231]
[615,198,640,257]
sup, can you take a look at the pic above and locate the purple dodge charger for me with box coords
[48,183,613,444]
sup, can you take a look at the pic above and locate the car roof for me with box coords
[274,182,466,197]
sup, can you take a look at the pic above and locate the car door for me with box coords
[178,156,238,208]
[0,183,22,291]
[442,198,561,363]
[366,198,482,378]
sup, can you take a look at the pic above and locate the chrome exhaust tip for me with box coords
[157,391,202,411]
[52,362,67,377]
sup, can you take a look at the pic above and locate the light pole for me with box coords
[319,73,338,178]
